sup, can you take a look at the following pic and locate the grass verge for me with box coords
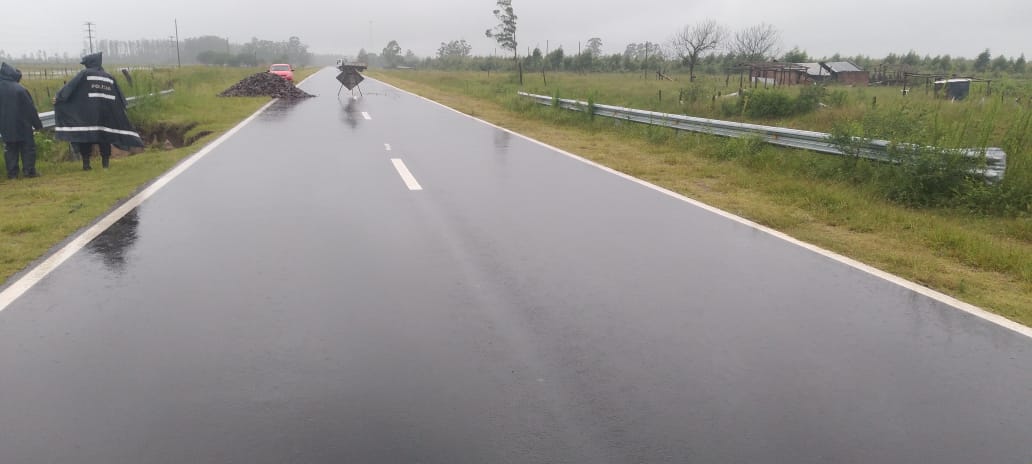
[371,70,1032,327]
[0,66,318,286]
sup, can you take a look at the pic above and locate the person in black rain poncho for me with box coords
[0,62,44,179]
[54,52,144,170]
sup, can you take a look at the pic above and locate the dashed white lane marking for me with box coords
[372,78,1032,339]
[385,143,392,151]
[391,159,423,191]
[362,112,372,120]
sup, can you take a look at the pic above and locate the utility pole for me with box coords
[174,19,181,68]
[84,22,96,54]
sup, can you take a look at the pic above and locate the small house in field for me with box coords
[820,61,869,85]
[786,61,869,85]
[796,62,828,82]
[734,61,869,87]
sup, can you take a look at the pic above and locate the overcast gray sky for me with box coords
[3,0,1029,60]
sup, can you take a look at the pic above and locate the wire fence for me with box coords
[17,66,167,81]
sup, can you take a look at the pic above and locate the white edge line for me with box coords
[362,112,372,120]
[294,69,322,90]
[372,77,1032,339]
[0,69,326,311]
[391,159,423,191]
[0,98,281,312]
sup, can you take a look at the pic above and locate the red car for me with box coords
[269,64,294,82]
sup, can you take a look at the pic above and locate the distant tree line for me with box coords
[355,38,1025,78]
[1,35,311,67]
[341,7,1025,79]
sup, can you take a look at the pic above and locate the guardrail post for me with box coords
[518,91,1007,182]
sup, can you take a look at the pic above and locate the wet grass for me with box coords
[371,69,1032,327]
[0,66,319,286]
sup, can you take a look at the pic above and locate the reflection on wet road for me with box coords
[86,209,140,274]
[0,68,1029,464]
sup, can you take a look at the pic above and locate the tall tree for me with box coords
[974,49,991,72]
[382,40,402,68]
[403,50,418,66]
[486,0,518,60]
[1015,54,1026,74]
[781,46,809,63]
[286,36,311,66]
[991,54,1010,72]
[732,23,781,62]
[901,50,920,66]
[672,20,728,80]
[546,47,564,70]
[437,39,472,58]
[585,37,603,57]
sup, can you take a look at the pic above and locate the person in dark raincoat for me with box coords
[54,52,143,170]
[0,62,44,179]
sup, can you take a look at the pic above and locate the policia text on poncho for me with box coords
[54,53,144,150]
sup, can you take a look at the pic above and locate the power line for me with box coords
[174,19,181,68]
[84,22,96,54]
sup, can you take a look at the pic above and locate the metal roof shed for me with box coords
[934,78,972,100]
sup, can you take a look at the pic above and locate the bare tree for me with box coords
[732,23,781,62]
[672,19,728,81]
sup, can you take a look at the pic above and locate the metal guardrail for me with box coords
[34,89,176,130]
[519,92,1007,182]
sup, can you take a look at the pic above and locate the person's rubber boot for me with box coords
[102,157,110,169]
[83,161,92,171]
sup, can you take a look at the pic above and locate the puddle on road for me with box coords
[86,209,140,274]
[259,98,309,122]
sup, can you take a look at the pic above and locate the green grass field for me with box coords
[0,66,318,285]
[371,69,1032,327]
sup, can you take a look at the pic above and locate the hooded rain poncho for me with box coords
[0,62,43,143]
[54,53,144,148]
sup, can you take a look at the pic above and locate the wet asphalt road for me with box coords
[1,69,1030,463]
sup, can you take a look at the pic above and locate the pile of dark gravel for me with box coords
[218,72,314,98]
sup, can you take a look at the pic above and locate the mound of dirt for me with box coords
[218,72,314,98]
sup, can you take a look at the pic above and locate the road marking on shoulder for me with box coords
[0,97,290,313]
[0,70,327,312]
[374,77,1032,339]
[362,112,372,120]
[391,159,423,191]
[385,143,392,151]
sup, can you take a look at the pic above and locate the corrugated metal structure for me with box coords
[819,61,869,86]
[797,62,826,81]
[934,78,972,100]
[745,61,870,86]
